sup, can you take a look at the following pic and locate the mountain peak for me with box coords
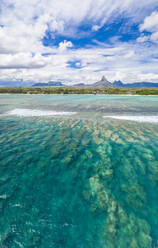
[113,80,123,87]
[93,76,113,88]
[101,76,108,82]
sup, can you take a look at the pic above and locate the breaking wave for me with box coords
[5,108,76,117]
[103,115,158,123]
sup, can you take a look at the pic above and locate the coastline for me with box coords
[1,93,158,96]
[0,86,158,96]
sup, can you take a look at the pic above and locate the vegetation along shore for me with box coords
[0,87,158,95]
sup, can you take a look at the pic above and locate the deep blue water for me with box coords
[0,95,158,248]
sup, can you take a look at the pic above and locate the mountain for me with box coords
[113,80,158,88]
[73,76,113,88]
[0,80,33,87]
[93,78,158,88]
[91,76,113,88]
[73,83,85,87]
[33,81,65,87]
[113,80,124,87]
[33,77,113,88]
[86,77,158,88]
[121,82,158,88]
[2,76,158,88]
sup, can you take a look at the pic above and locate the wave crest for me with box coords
[103,115,158,123]
[5,108,76,117]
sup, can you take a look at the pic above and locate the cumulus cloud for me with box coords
[0,0,158,83]
[139,11,158,32]
[1,41,158,84]
[58,40,73,52]
[92,25,101,31]
[138,11,158,42]
[0,53,47,69]
[137,36,149,43]
[151,31,158,42]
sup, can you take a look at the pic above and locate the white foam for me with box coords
[6,108,76,117]
[103,115,158,123]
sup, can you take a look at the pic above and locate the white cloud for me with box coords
[151,31,158,42]
[58,40,73,52]
[137,36,149,43]
[76,62,81,67]
[138,11,158,42]
[1,40,158,84]
[92,25,101,31]
[140,11,158,32]
[0,53,47,69]
[0,0,158,84]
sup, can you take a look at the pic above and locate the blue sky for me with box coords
[0,0,158,84]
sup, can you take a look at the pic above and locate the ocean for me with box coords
[0,94,158,248]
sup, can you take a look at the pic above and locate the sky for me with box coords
[0,0,158,85]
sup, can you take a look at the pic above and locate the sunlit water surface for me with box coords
[0,94,158,248]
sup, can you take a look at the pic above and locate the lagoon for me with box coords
[0,94,158,247]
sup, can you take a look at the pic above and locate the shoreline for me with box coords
[1,87,158,96]
[0,93,158,96]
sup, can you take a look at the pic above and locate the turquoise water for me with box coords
[0,95,158,248]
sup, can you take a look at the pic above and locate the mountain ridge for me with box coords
[2,77,158,88]
[33,77,158,88]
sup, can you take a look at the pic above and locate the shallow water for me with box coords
[0,95,158,248]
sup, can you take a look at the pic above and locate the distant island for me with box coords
[32,76,158,88]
